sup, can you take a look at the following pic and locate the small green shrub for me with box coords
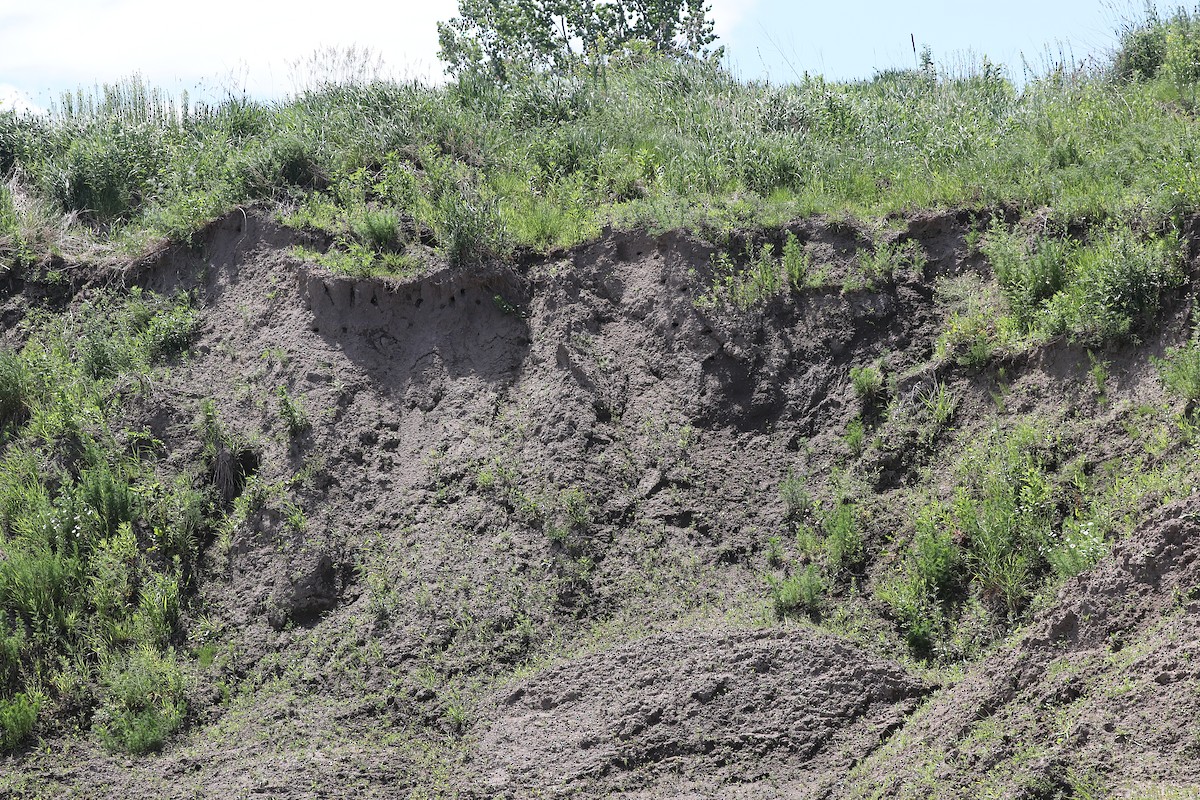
[1063,230,1183,342]
[858,241,925,281]
[876,574,941,656]
[986,228,1070,329]
[139,299,199,361]
[781,232,809,288]
[844,417,866,455]
[1114,9,1170,81]
[1043,516,1106,579]
[911,501,961,600]
[769,564,825,618]
[980,225,1182,345]
[558,486,591,529]
[133,571,182,648]
[150,480,210,571]
[699,243,785,310]
[822,501,862,570]
[0,692,38,750]
[765,534,785,567]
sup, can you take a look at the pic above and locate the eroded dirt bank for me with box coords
[2,210,1198,798]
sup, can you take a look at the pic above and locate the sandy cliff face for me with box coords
[1,210,1197,799]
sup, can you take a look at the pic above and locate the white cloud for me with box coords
[0,0,460,102]
[0,84,45,116]
[709,0,761,40]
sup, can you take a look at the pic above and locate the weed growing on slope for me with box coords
[919,381,956,427]
[769,565,825,618]
[93,647,186,753]
[276,385,311,437]
[879,414,1196,661]
[857,240,926,284]
[0,693,38,750]
[779,470,811,519]
[844,417,867,455]
[850,364,884,401]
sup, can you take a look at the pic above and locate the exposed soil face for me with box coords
[473,628,929,799]
[2,210,1199,798]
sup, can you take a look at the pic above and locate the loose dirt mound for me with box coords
[847,498,1200,798]
[472,628,929,799]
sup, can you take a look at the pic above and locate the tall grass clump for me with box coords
[769,565,825,618]
[93,647,186,753]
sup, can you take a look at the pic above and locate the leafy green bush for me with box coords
[858,241,925,281]
[877,422,1112,660]
[1061,230,1183,342]
[822,500,862,570]
[984,227,1182,343]
[781,232,809,288]
[877,573,941,656]
[1114,8,1170,81]
[911,501,961,600]
[769,565,825,618]
[698,243,787,309]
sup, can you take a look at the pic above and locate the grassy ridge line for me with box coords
[2,10,1200,275]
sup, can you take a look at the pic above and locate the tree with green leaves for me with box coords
[437,0,722,83]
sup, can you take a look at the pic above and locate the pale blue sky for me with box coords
[0,1,1159,112]
[722,0,1126,83]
